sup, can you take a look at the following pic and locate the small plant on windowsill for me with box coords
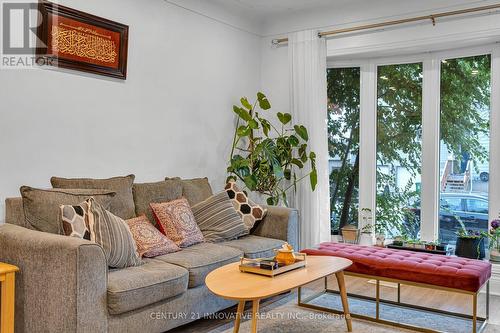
[455,220,486,259]
[487,219,500,262]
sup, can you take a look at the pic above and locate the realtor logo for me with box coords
[1,1,53,68]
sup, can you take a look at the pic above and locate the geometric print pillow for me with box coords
[224,181,267,231]
[60,201,91,240]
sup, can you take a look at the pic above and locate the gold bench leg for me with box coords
[1,272,16,333]
[472,293,477,333]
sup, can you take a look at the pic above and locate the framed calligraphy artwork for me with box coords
[36,1,128,79]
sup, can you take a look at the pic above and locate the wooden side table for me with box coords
[0,263,19,333]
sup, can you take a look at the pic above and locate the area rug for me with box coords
[207,293,500,333]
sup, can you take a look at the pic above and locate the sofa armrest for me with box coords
[0,224,108,333]
[251,206,299,250]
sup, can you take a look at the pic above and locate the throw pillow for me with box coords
[224,182,267,231]
[165,177,213,206]
[20,186,116,234]
[87,198,142,268]
[126,215,180,257]
[150,198,205,248]
[60,201,91,240]
[51,174,136,219]
[191,191,248,242]
[132,180,183,224]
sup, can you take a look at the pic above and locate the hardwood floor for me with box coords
[172,275,500,332]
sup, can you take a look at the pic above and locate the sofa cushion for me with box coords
[87,198,142,268]
[192,191,248,243]
[150,198,205,248]
[126,215,180,258]
[225,181,267,231]
[222,235,285,259]
[51,174,136,219]
[107,258,188,315]
[132,180,183,225]
[165,177,213,206]
[20,186,115,234]
[156,242,242,288]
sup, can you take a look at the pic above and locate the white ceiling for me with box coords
[209,0,353,17]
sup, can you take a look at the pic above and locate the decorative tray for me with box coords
[239,253,307,277]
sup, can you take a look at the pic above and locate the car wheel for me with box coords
[480,172,489,182]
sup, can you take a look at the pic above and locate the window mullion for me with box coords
[359,63,377,236]
[420,57,440,242]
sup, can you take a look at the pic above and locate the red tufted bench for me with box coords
[302,242,492,292]
[299,242,492,333]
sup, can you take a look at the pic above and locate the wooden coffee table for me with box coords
[205,256,353,333]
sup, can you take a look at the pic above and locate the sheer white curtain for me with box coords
[288,30,331,249]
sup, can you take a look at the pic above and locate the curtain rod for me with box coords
[271,3,500,45]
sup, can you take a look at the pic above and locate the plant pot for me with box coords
[359,233,374,246]
[425,244,436,251]
[436,244,446,251]
[415,244,425,249]
[341,226,360,244]
[375,234,385,247]
[455,237,485,259]
[392,241,404,247]
[490,249,500,262]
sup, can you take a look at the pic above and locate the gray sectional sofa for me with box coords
[0,178,298,333]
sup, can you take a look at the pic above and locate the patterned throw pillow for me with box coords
[224,182,267,231]
[87,198,142,268]
[60,201,91,240]
[150,198,205,248]
[126,215,180,257]
[191,192,248,243]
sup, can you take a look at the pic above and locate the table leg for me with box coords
[233,300,245,333]
[251,299,260,333]
[335,271,352,332]
[1,272,16,333]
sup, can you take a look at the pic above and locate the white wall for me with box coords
[0,0,261,222]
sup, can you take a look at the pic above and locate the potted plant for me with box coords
[488,219,500,262]
[436,243,446,252]
[392,236,404,247]
[227,92,317,207]
[374,223,386,247]
[455,221,486,259]
[359,208,374,246]
[425,241,436,251]
[341,224,360,244]
[415,240,425,249]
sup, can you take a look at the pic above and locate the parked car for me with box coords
[408,193,489,243]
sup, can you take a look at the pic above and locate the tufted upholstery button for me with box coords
[302,242,491,292]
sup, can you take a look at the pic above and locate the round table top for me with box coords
[205,255,352,301]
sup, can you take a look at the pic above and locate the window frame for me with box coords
[328,44,500,242]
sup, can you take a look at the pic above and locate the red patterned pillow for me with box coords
[126,215,181,257]
[150,198,205,248]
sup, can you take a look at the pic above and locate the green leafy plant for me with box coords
[227,92,317,206]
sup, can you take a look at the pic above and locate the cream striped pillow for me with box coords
[87,197,142,268]
[191,191,248,242]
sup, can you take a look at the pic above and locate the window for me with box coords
[376,63,423,238]
[438,54,491,244]
[328,46,497,247]
[327,67,360,234]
